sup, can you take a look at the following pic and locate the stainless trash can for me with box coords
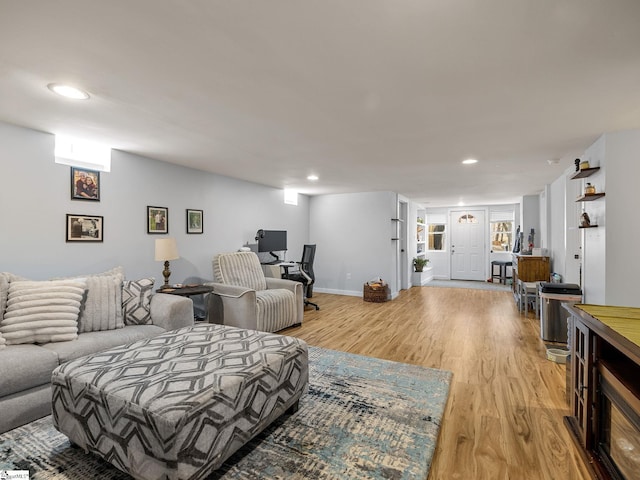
[538,282,582,343]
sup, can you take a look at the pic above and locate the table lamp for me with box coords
[155,238,179,287]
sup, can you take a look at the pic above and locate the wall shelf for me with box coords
[578,225,598,229]
[569,167,600,180]
[576,193,605,202]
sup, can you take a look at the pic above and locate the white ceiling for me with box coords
[1,0,639,207]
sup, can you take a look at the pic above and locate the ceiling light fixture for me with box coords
[462,158,478,165]
[47,83,90,100]
[307,175,319,181]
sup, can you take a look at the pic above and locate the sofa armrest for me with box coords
[266,277,300,291]
[150,293,194,331]
[207,283,259,330]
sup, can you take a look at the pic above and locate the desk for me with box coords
[262,262,298,279]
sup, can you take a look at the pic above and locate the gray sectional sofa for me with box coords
[0,269,194,434]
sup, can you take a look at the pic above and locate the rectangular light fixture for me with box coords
[54,135,112,172]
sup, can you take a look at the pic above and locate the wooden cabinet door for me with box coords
[571,318,593,447]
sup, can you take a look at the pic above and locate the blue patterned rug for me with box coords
[0,346,452,480]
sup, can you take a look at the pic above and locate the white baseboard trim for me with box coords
[313,287,362,297]
[314,287,399,299]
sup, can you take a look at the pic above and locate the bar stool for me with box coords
[491,260,513,284]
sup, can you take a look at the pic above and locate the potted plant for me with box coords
[413,257,429,272]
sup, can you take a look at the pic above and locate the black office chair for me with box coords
[286,244,319,310]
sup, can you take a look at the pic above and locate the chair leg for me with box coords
[304,299,320,310]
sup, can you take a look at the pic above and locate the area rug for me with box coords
[424,279,511,292]
[0,346,452,480]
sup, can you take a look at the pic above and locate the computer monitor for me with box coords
[256,230,287,254]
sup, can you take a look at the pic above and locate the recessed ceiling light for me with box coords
[307,175,319,181]
[462,158,478,165]
[47,83,90,100]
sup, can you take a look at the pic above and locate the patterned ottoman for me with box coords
[51,324,308,480]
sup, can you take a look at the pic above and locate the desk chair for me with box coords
[286,244,320,310]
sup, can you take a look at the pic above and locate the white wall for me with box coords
[580,135,607,304]
[545,130,640,307]
[520,195,541,251]
[603,130,640,306]
[548,176,566,279]
[309,191,398,297]
[0,122,310,284]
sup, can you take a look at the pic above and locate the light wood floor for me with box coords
[281,285,592,480]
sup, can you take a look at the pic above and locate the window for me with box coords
[490,209,514,252]
[428,223,446,251]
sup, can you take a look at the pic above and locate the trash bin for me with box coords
[538,282,582,343]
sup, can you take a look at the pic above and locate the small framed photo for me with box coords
[148,206,168,234]
[66,214,103,242]
[186,209,203,234]
[71,167,100,201]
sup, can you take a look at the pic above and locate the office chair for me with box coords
[287,244,320,310]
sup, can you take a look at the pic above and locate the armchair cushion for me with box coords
[213,251,267,291]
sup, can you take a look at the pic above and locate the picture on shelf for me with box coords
[70,167,100,201]
[186,209,203,234]
[66,214,103,242]
[148,206,168,234]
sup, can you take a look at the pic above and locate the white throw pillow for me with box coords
[0,279,87,344]
[54,267,125,332]
[0,272,28,323]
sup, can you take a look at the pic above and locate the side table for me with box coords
[156,284,214,322]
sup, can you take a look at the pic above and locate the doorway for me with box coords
[450,209,486,281]
[397,200,409,291]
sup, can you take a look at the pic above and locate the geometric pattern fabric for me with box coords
[51,324,308,480]
[122,277,155,325]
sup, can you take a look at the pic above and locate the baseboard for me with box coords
[314,287,400,299]
[313,287,362,297]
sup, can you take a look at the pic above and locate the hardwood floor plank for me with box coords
[282,285,592,479]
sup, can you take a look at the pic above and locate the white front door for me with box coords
[450,210,486,281]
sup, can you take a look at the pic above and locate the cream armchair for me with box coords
[207,251,304,332]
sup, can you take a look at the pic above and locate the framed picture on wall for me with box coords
[147,206,168,234]
[66,214,103,242]
[70,167,100,201]
[186,209,203,234]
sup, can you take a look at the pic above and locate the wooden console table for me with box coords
[564,304,640,480]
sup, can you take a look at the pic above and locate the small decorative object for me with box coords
[66,214,103,242]
[585,183,596,195]
[580,160,590,170]
[155,238,179,287]
[413,257,429,272]
[148,206,168,234]
[580,212,591,227]
[70,167,100,201]
[528,228,535,251]
[574,159,580,172]
[186,209,203,234]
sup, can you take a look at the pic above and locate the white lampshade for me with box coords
[155,238,179,261]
